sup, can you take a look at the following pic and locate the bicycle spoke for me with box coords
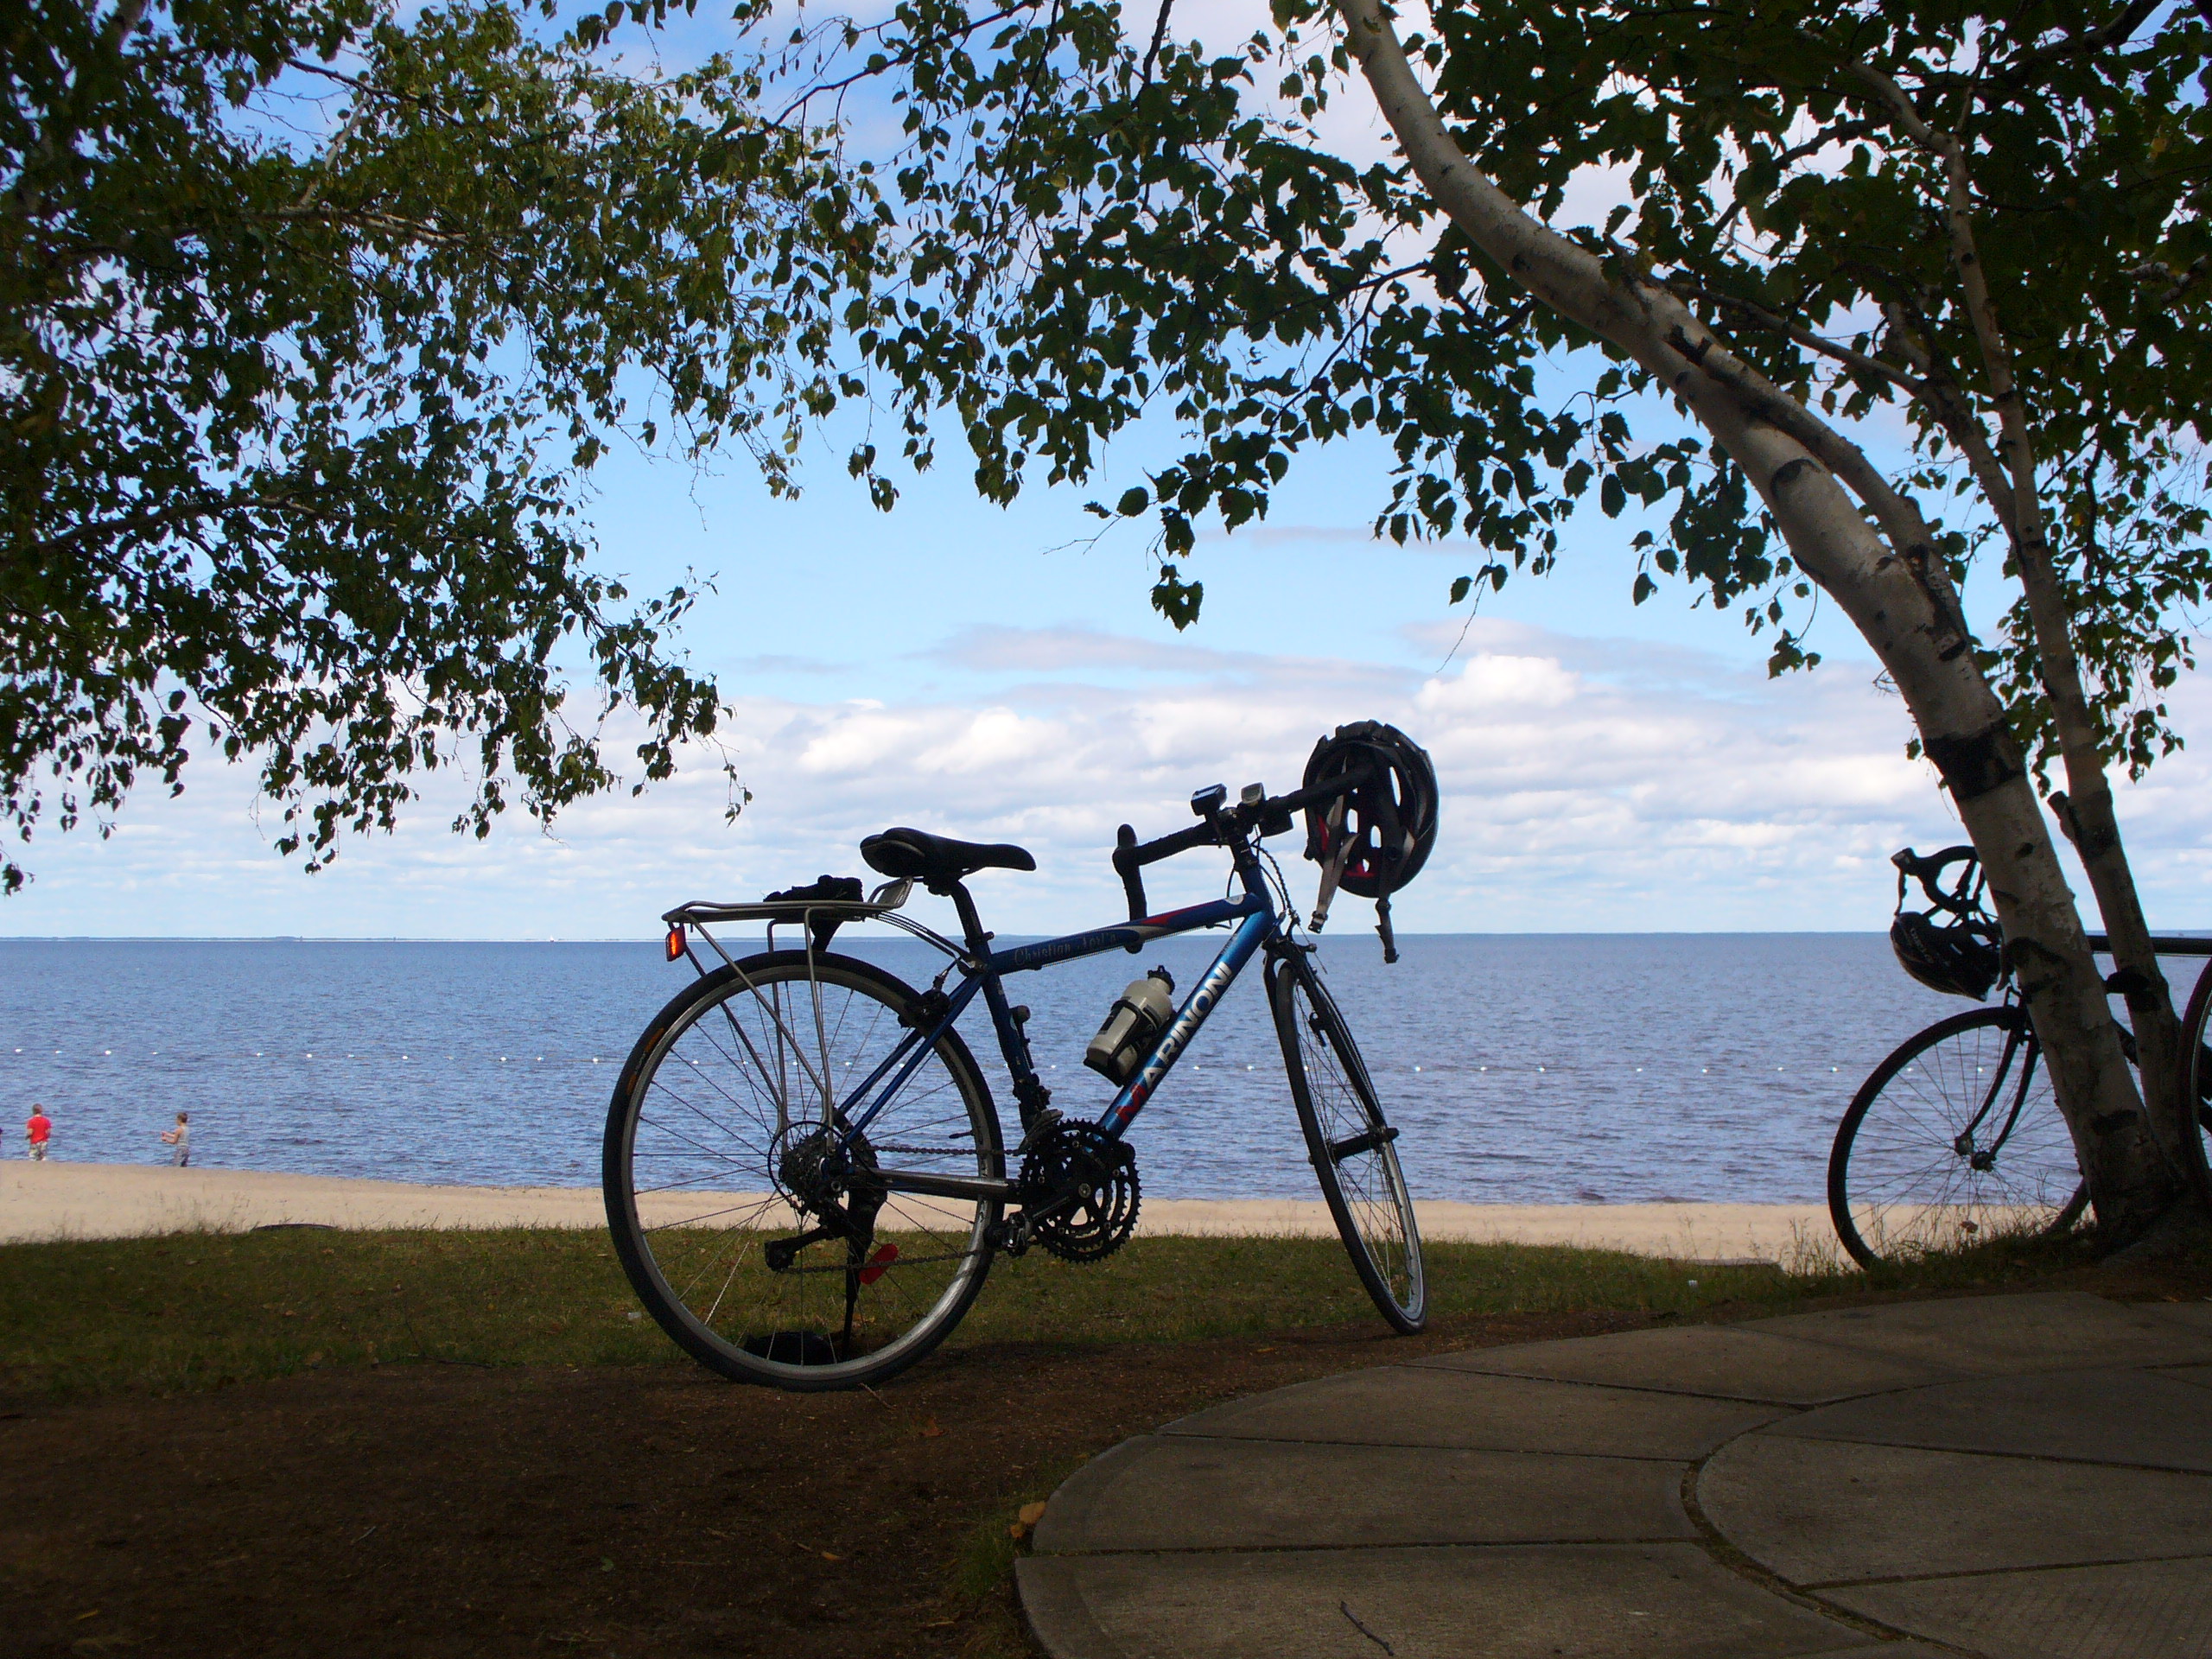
[1832,1008,2084,1265]
[607,953,1002,1389]
[1275,957,1425,1332]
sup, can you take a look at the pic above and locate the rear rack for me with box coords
[665,898,899,927]
[664,877,912,930]
[663,880,968,965]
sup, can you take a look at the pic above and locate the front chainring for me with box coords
[1018,1123,1140,1263]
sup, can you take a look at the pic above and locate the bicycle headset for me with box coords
[1888,844,2004,1001]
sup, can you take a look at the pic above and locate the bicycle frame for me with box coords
[807,852,1286,1207]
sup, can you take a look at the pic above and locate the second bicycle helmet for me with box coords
[1888,845,2002,1001]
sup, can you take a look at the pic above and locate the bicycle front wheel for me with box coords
[1269,950,1427,1332]
[2177,961,2212,1166]
[604,951,1002,1390]
[1828,1006,2088,1268]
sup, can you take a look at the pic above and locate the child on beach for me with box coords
[25,1106,51,1160]
[160,1111,191,1167]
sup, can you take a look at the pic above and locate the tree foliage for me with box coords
[12,0,2210,914]
[810,0,2212,781]
[2,0,890,891]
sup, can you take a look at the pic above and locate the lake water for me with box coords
[5,934,2174,1204]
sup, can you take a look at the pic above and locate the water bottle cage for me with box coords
[1085,995,1159,1085]
[1085,969,1176,1086]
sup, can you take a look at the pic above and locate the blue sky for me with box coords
[12,406,2211,940]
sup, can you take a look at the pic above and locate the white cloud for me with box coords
[10,616,2212,938]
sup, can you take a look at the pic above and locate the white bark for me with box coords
[1332,0,2183,1229]
[1857,58,2209,1207]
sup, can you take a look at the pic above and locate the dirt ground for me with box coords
[10,1252,2204,1659]
[0,1309,1651,1659]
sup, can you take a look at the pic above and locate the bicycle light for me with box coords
[664,925,685,962]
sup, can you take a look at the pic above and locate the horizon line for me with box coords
[0,929,1904,943]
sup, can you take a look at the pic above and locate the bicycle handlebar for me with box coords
[1892,844,1976,882]
[1892,844,1986,920]
[1110,766,1374,923]
[1112,820,1217,919]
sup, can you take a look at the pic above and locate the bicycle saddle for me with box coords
[860,827,1035,891]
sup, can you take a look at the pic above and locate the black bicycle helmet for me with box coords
[1301,721,1440,962]
[1302,721,1439,894]
[1888,845,2002,1001]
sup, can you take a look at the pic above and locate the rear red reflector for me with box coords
[858,1243,899,1285]
[664,925,684,962]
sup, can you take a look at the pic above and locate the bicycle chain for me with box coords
[865,1142,979,1159]
[769,1247,982,1276]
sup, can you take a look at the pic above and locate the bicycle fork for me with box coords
[1955,1026,2037,1168]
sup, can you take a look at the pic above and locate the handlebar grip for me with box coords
[1268,764,1373,821]
[1133,821,1218,866]
[1114,824,1148,925]
[1894,844,1976,879]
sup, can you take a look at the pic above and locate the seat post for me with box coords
[947,882,992,954]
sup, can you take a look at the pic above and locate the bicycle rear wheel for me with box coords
[1828,1005,2088,1268]
[1269,950,1426,1332]
[604,951,1002,1390]
[2177,961,2212,1173]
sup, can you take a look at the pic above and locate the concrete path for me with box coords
[1018,1291,2212,1659]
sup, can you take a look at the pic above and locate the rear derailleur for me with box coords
[762,1123,887,1274]
[994,1119,1141,1263]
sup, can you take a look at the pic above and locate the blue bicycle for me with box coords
[603,730,1435,1389]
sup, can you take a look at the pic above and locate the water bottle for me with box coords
[1084,967,1177,1085]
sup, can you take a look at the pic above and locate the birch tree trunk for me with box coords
[1852,64,2212,1216]
[1332,0,2192,1238]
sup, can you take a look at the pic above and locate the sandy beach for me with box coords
[0,1162,1827,1262]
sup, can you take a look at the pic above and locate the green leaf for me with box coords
[1151,564,1205,629]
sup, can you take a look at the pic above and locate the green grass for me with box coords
[0,1223,2103,1398]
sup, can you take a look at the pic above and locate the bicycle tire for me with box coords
[2176,962,2212,1182]
[604,951,1002,1390]
[1828,1005,2088,1268]
[1268,950,1427,1332]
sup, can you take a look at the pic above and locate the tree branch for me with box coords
[1140,0,1176,82]
[1878,296,2017,540]
[1665,276,1928,398]
[2002,0,2164,82]
[771,3,1035,127]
